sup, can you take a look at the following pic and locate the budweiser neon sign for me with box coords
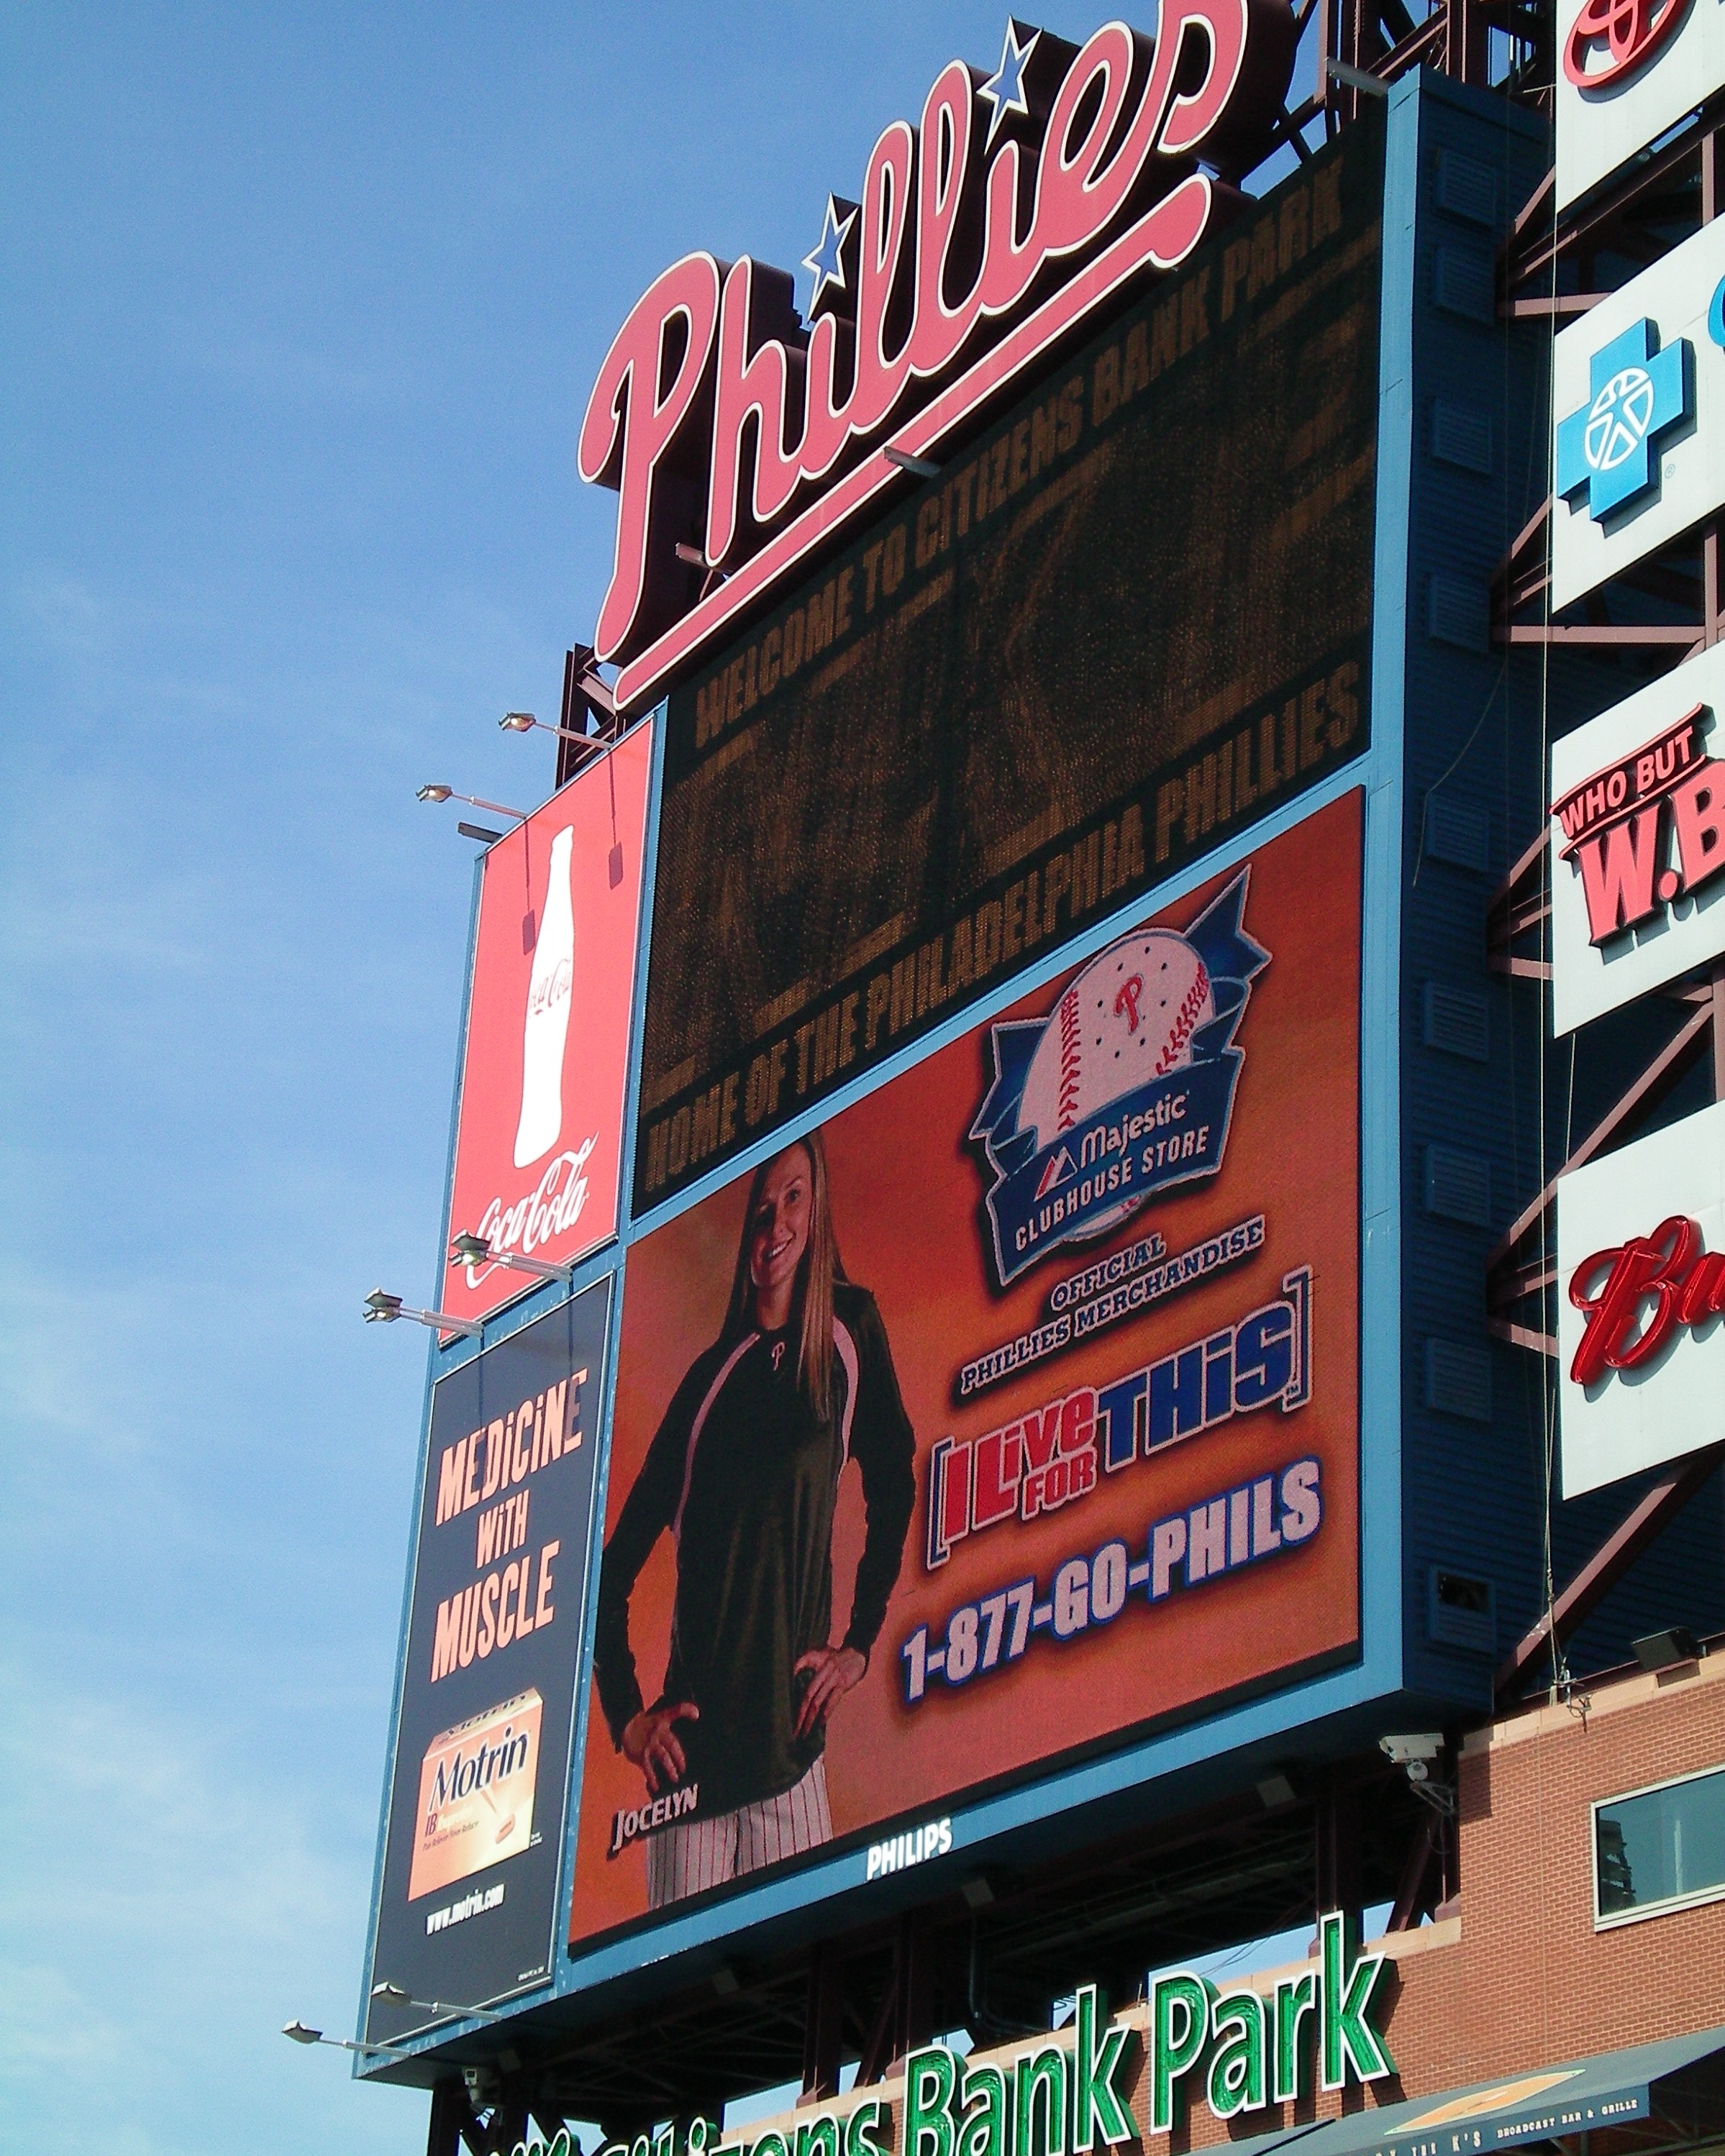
[578,7,1298,708]
[1552,705,1725,944]
[1568,1212,1725,1385]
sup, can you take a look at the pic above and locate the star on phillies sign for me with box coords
[578,6,1300,713]
[971,871,1269,1285]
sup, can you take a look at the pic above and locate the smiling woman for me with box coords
[591,1131,917,1907]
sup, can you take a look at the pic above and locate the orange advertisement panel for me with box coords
[570,790,1361,1947]
[443,723,653,1327]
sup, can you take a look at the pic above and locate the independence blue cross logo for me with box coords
[1555,317,1690,522]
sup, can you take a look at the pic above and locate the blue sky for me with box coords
[1,9,1314,2152]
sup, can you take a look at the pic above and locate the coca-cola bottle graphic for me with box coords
[514,826,575,1169]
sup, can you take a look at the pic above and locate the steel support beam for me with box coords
[801,1940,843,2102]
[1494,1444,1725,1707]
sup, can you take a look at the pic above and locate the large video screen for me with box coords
[634,124,1383,1213]
[569,792,1360,1948]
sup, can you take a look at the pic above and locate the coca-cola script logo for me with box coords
[1568,1212,1725,1386]
[1552,705,1725,944]
[459,1143,598,1291]
[579,4,1297,708]
[1564,0,1691,91]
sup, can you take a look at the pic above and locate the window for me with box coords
[1594,1765,1725,1927]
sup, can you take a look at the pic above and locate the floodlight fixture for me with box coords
[675,542,706,566]
[1632,1626,1703,1672]
[370,1979,505,2024]
[498,709,606,751]
[884,444,942,479]
[417,784,528,820]
[362,1287,483,1340]
[281,2019,401,2056]
[449,1230,574,1284]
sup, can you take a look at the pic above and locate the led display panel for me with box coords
[633,128,1383,1214]
[569,791,1360,1948]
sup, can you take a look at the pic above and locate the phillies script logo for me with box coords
[578,6,1298,695]
[1553,707,1725,944]
[1565,0,1691,89]
[1569,1214,1725,1386]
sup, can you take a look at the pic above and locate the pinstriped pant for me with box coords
[645,1758,832,1907]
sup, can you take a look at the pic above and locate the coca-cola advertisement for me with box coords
[443,723,653,1325]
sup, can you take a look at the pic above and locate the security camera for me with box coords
[462,2064,499,2106]
[1379,1732,1442,1765]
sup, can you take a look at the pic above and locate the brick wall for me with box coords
[1449,1653,1725,2081]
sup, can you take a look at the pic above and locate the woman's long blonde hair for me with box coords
[722,1130,845,1422]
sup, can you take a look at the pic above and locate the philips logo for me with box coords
[866,1817,952,1881]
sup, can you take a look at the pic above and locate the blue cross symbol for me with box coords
[1555,316,1690,523]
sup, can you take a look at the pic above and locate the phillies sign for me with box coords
[1557,1100,1725,1498]
[579,7,1298,709]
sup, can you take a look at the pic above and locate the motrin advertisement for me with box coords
[1552,219,1725,613]
[1549,643,1725,1034]
[442,724,652,1327]
[1556,0,1725,211]
[368,1283,610,2039]
[1558,1100,1725,1499]
[568,792,1360,1947]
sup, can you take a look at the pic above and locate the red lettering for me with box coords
[1021,1404,1061,1474]
[909,62,986,378]
[578,254,723,663]
[940,1438,973,1550]
[1569,1216,1701,1385]
[706,257,809,568]
[1059,1388,1098,1456]
[1575,808,1663,942]
[1670,766,1725,897]
[972,1426,1023,1528]
[579,4,1296,692]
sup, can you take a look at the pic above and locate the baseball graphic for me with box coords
[1020,928,1216,1146]
[971,868,1267,1285]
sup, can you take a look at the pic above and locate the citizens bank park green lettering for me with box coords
[509,1917,1392,2156]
